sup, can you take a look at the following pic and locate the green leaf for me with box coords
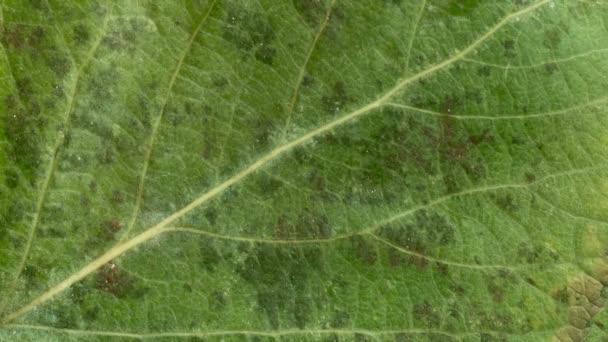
[1,0,608,340]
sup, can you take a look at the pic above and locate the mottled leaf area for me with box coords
[0,0,608,341]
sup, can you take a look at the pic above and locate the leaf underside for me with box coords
[1,0,608,341]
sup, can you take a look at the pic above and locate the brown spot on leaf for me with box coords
[95,261,145,298]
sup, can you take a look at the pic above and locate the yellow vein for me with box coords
[0,13,110,315]
[404,0,427,70]
[120,0,218,242]
[367,233,512,270]
[282,0,336,133]
[0,0,550,324]
[167,226,339,244]
[385,95,608,120]
[462,47,608,69]
[4,324,469,339]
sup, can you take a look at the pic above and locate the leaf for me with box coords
[1,0,608,340]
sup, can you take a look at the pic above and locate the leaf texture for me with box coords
[1,0,608,341]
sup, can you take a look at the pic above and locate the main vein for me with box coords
[0,0,550,324]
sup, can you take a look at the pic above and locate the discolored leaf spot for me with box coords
[493,193,518,212]
[100,219,122,241]
[322,81,349,114]
[544,62,559,75]
[516,243,559,264]
[487,280,505,303]
[329,310,350,328]
[198,239,222,272]
[414,302,440,327]
[72,23,91,44]
[1,25,46,50]
[350,235,377,265]
[502,39,517,58]
[293,0,327,27]
[209,290,227,310]
[47,54,72,78]
[477,65,491,77]
[447,0,481,17]
[525,172,536,183]
[4,169,20,189]
[543,28,563,49]
[204,208,217,225]
[236,244,321,328]
[223,8,276,65]
[354,333,373,342]
[95,261,147,299]
[4,105,43,183]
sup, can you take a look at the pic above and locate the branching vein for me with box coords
[0,0,552,324]
[120,0,218,242]
[0,12,110,315]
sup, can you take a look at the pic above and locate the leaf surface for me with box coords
[1,0,608,341]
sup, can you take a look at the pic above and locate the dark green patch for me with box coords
[487,280,505,303]
[502,39,517,58]
[273,210,330,240]
[477,66,491,77]
[435,262,449,276]
[199,239,222,272]
[4,169,20,189]
[516,243,560,264]
[223,8,276,65]
[413,302,440,327]
[544,62,558,75]
[351,235,377,265]
[493,193,518,212]
[1,24,46,49]
[543,28,562,49]
[308,171,331,200]
[329,310,351,328]
[236,244,322,328]
[212,76,229,89]
[204,208,217,225]
[47,53,72,78]
[102,17,141,52]
[447,0,480,16]
[379,211,455,269]
[551,286,569,304]
[72,23,91,44]
[110,189,125,206]
[354,333,373,342]
[293,0,327,27]
[209,290,227,310]
[321,81,349,114]
[4,96,43,184]
[96,145,114,165]
[253,117,274,148]
[85,66,119,100]
[22,264,48,290]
